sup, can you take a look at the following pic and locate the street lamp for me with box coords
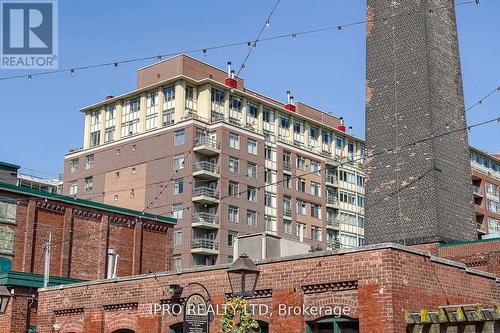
[0,286,12,315]
[227,253,260,297]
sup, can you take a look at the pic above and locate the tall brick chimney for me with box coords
[364,0,476,245]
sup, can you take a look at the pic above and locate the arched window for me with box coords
[170,323,182,333]
[112,330,135,333]
[306,317,359,333]
[257,320,269,333]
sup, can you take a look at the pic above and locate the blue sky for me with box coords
[0,0,499,178]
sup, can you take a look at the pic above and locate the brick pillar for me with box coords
[96,215,109,279]
[59,207,73,277]
[132,221,143,275]
[21,199,37,272]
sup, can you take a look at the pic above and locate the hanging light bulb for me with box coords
[337,26,342,32]
[114,62,118,68]
[70,68,75,75]
[475,0,480,6]
[241,64,246,70]
[265,19,270,28]
[247,41,252,49]
[292,34,297,40]
[28,74,32,80]
[202,49,207,57]
[253,41,257,49]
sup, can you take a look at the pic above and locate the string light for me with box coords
[27,75,32,80]
[475,0,480,6]
[265,19,270,28]
[337,25,342,32]
[292,33,297,40]
[202,49,207,57]
[114,62,118,68]
[70,69,75,75]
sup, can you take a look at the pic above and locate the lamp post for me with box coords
[227,253,260,297]
[0,286,12,315]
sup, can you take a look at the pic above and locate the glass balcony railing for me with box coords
[195,137,220,150]
[193,161,220,174]
[191,238,219,250]
[326,196,339,206]
[193,187,219,199]
[326,175,338,184]
[326,218,340,228]
[283,208,292,217]
[193,212,218,225]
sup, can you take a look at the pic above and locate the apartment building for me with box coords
[469,147,500,236]
[63,54,366,268]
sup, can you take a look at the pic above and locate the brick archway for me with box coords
[60,321,84,333]
[105,316,137,333]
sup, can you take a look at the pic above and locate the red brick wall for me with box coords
[35,245,500,333]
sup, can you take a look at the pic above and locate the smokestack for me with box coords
[338,117,346,132]
[348,126,353,134]
[227,62,232,77]
[290,96,294,105]
[231,70,235,79]
[287,91,291,104]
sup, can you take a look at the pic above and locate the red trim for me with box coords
[225,78,238,89]
[337,125,346,132]
[284,104,296,112]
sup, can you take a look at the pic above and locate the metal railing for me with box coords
[326,240,341,250]
[193,187,219,199]
[191,239,219,250]
[326,175,338,184]
[326,196,339,205]
[473,186,483,196]
[326,218,340,228]
[195,136,220,150]
[283,208,292,217]
[283,163,292,172]
[193,161,220,174]
[193,212,218,225]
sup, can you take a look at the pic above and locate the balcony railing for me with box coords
[326,196,339,205]
[283,163,292,172]
[194,161,220,174]
[191,238,219,250]
[473,186,483,196]
[326,218,340,228]
[195,137,220,150]
[326,240,341,250]
[283,208,292,217]
[193,212,218,225]
[193,187,219,199]
[326,175,338,184]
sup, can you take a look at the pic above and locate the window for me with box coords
[284,220,292,234]
[247,102,258,118]
[105,105,116,142]
[311,161,320,175]
[280,115,289,128]
[357,175,365,187]
[84,177,93,192]
[283,196,291,214]
[228,231,238,247]
[105,127,115,143]
[339,170,356,184]
[174,230,182,245]
[264,192,275,208]
[487,200,500,214]
[357,196,365,208]
[121,97,140,137]
[229,133,240,149]
[0,201,17,223]
[340,233,358,248]
[309,127,318,142]
[247,163,257,178]
[263,109,274,123]
[163,86,175,126]
[322,131,331,145]
[336,137,344,149]
[311,204,321,219]
[264,169,274,184]
[146,91,159,130]
[172,256,182,271]
[358,216,365,229]
[0,226,14,254]
[70,159,79,174]
[489,217,500,235]
[69,181,78,195]
[90,131,100,147]
[311,182,320,196]
[311,226,321,241]
[296,200,306,215]
[247,139,257,155]
[486,182,499,197]
[185,85,197,111]
[211,88,225,110]
[85,155,94,169]
[174,179,184,195]
[172,203,183,219]
[229,182,239,197]
[283,152,291,169]
[296,156,306,170]
[247,210,257,227]
[296,178,306,192]
[174,129,185,146]
[265,147,273,161]
[284,174,291,189]
[293,120,303,134]
[229,95,242,112]
[247,187,257,202]
[339,191,356,205]
[265,216,276,232]
[174,155,185,170]
[228,206,239,223]
[229,157,239,173]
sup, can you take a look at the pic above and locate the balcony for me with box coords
[192,187,219,204]
[283,208,292,219]
[193,161,220,179]
[473,186,483,198]
[192,212,219,229]
[283,163,292,174]
[326,239,341,250]
[326,196,339,208]
[194,137,220,156]
[326,175,338,186]
[326,218,340,230]
[477,223,487,235]
[191,238,219,255]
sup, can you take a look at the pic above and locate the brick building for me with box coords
[36,243,500,333]
[469,147,500,235]
[0,182,175,333]
[63,54,367,268]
